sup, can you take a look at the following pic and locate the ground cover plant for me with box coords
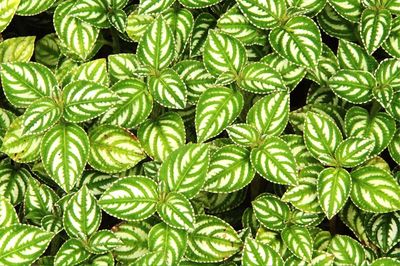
[2,0,400,265]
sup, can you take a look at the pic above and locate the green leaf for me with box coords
[22,97,62,135]
[108,53,141,83]
[148,68,187,109]
[190,13,216,57]
[0,0,20,33]
[327,0,363,22]
[366,212,400,253]
[339,202,370,245]
[138,0,175,14]
[69,0,109,28]
[41,123,89,192]
[100,78,153,128]
[0,36,35,63]
[178,0,222,8]
[157,192,194,230]
[242,237,284,266]
[389,129,400,164]
[185,215,242,263]
[78,170,116,196]
[237,0,286,29]
[304,112,343,165]
[2,117,43,163]
[164,8,194,57]
[328,235,365,265]
[53,0,99,60]
[345,106,396,156]
[0,62,58,108]
[226,124,260,147]
[0,224,53,265]
[337,39,378,72]
[203,144,255,193]
[88,125,146,173]
[54,238,90,266]
[88,230,122,254]
[334,137,374,167]
[35,34,60,67]
[126,11,154,42]
[16,0,55,15]
[203,30,247,77]
[237,62,286,94]
[0,163,30,206]
[283,135,319,169]
[173,60,216,104]
[350,166,400,213]
[70,58,109,86]
[108,8,127,33]
[373,84,393,108]
[41,215,63,233]
[250,136,298,185]
[383,16,400,58]
[63,80,119,123]
[318,167,351,219]
[269,16,322,67]
[195,86,243,142]
[281,225,313,262]
[0,197,18,227]
[328,69,375,103]
[159,143,209,199]
[246,92,289,136]
[137,16,175,70]
[360,8,391,54]
[375,58,400,89]
[252,195,290,231]
[138,112,185,162]
[148,223,187,265]
[370,258,400,266]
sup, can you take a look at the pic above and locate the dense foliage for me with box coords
[1,0,400,265]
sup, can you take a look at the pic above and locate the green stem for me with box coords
[110,29,120,53]
[369,100,381,117]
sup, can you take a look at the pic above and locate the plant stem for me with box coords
[110,29,120,53]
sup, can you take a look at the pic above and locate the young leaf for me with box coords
[236,0,286,29]
[242,237,284,266]
[100,78,153,128]
[203,144,255,193]
[0,36,35,63]
[318,167,351,219]
[360,8,391,55]
[22,97,62,135]
[157,192,194,230]
[246,92,289,136]
[328,235,365,265]
[0,224,53,265]
[148,68,187,109]
[0,0,20,33]
[88,125,146,173]
[304,112,343,165]
[41,123,89,192]
[203,30,246,78]
[0,62,58,108]
[334,137,374,167]
[54,238,90,266]
[185,215,242,263]
[138,112,185,162]
[226,124,260,147]
[252,195,290,231]
[269,16,322,67]
[237,62,286,94]
[98,176,158,221]
[88,230,122,254]
[250,136,298,185]
[159,143,209,199]
[195,86,244,142]
[281,225,313,262]
[137,16,175,70]
[148,223,187,265]
[63,80,119,123]
[350,166,400,213]
[0,197,18,227]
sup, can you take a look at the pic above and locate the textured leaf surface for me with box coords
[281,225,313,262]
[226,124,260,147]
[242,237,284,266]
[366,212,400,253]
[328,235,365,265]
[0,197,18,227]
[88,125,145,173]
[99,176,158,221]
[360,8,391,55]
[0,36,35,63]
[0,0,20,33]
[337,39,378,72]
[17,0,55,15]
[190,13,216,57]
[159,144,209,199]
[69,0,109,28]
[334,137,374,167]
[252,195,290,231]
[54,238,90,266]
[179,0,222,8]
[41,123,89,192]
[157,192,194,230]
[237,0,286,29]
[0,163,30,205]
[88,230,122,254]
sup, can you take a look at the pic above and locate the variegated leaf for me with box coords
[226,124,260,147]
[327,0,363,22]
[126,11,154,42]
[383,16,400,58]
[0,36,35,63]
[138,112,185,162]
[318,167,351,219]
[88,230,122,254]
[0,196,18,227]
[88,125,146,173]
[54,238,90,266]
[70,58,109,86]
[251,136,298,185]
[366,212,400,253]
[237,0,286,29]
[360,8,391,55]
[164,8,194,57]
[16,0,55,15]
[69,0,109,28]
[63,186,101,240]
[159,144,209,199]
[328,235,365,265]
[0,163,30,206]
[0,0,20,33]
[337,39,378,72]
[195,86,243,142]
[389,129,400,164]
[157,192,194,230]
[179,0,222,8]
[203,144,255,193]
[375,58,400,90]
[252,195,290,231]
[334,137,374,167]
[281,225,313,262]
[99,176,158,221]
[138,0,175,14]
[350,166,400,213]
[190,13,216,57]
[108,53,141,83]
[242,237,284,266]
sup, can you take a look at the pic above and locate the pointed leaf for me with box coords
[16,0,57,15]
[334,137,374,167]
[383,16,400,58]
[337,39,378,72]
[0,163,30,205]
[375,58,400,89]
[157,192,194,230]
[226,123,260,147]
[70,58,109,86]
[0,197,18,227]
[0,36,35,63]
[190,13,216,57]
[328,235,365,265]
[360,8,391,54]
[242,237,284,266]
[126,11,154,42]
[54,238,90,266]
[88,230,122,254]
[252,195,290,231]
[281,225,313,262]
[69,0,109,28]
[164,8,194,57]
[0,0,20,33]
[327,0,362,22]
[138,0,175,14]
[237,0,286,29]
[366,212,400,253]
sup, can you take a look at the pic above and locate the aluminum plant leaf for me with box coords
[54,238,90,266]
[0,36,35,63]
[360,8,391,55]
[337,39,378,72]
[328,235,365,265]
[157,192,195,230]
[366,212,400,253]
[281,225,313,262]
[252,194,290,231]
[242,237,284,266]
[69,0,110,28]
[334,137,374,167]
[236,0,286,29]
